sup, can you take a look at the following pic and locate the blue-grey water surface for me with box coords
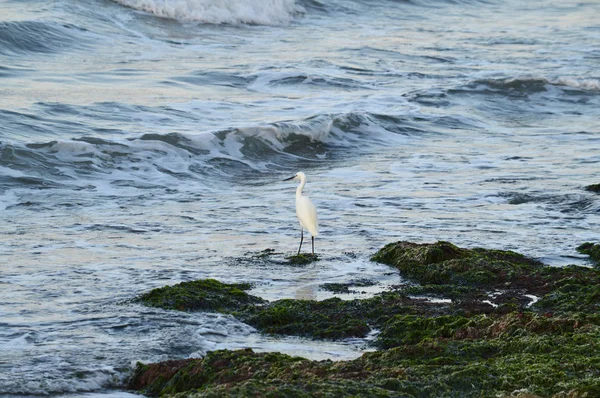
[1,0,599,395]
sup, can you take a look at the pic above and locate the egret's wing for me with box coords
[296,196,319,236]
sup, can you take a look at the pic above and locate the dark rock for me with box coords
[585,183,600,194]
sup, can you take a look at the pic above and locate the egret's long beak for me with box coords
[283,176,295,181]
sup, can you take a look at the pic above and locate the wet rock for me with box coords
[577,242,600,264]
[129,318,600,397]
[531,265,600,313]
[135,279,265,312]
[237,297,371,339]
[252,248,277,258]
[135,242,600,340]
[320,282,352,294]
[129,348,398,397]
[129,241,600,397]
[285,253,319,265]
[493,289,532,308]
[320,278,376,294]
[378,311,597,349]
[237,291,453,340]
[585,183,600,194]
[371,241,543,287]
[128,359,190,395]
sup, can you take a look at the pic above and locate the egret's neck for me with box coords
[296,178,306,198]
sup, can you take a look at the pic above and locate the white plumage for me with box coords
[284,171,319,255]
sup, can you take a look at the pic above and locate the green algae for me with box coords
[532,265,600,313]
[377,314,472,348]
[237,298,371,339]
[577,242,600,264]
[285,253,319,265]
[251,248,278,258]
[320,283,353,294]
[129,241,600,397]
[320,279,376,294]
[370,241,543,287]
[134,243,600,342]
[172,380,399,398]
[130,329,600,398]
[135,279,265,312]
[378,311,600,349]
[372,241,600,317]
[534,283,600,313]
[585,183,600,194]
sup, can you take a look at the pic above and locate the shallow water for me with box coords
[1,0,599,394]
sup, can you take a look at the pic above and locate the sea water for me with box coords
[1,0,599,395]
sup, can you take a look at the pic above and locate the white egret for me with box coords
[284,171,319,255]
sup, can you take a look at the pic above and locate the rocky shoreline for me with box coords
[126,240,600,397]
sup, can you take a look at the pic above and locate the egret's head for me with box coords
[283,171,306,182]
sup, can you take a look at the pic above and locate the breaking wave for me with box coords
[112,0,299,25]
[0,112,424,195]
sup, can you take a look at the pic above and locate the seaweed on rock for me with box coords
[577,242,600,265]
[370,241,543,287]
[135,279,265,312]
[130,330,600,397]
[129,241,600,397]
[585,183,600,194]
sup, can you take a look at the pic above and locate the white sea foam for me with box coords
[3,112,404,195]
[113,0,298,25]
[552,77,600,91]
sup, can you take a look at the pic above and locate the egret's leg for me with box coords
[311,236,315,255]
[297,229,304,255]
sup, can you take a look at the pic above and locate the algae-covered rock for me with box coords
[320,279,376,294]
[359,330,600,397]
[134,242,600,343]
[577,242,600,264]
[371,241,543,287]
[174,379,399,398]
[377,314,472,348]
[128,359,190,395]
[378,311,600,349]
[585,183,600,194]
[136,279,265,312]
[285,253,319,265]
[238,297,371,339]
[532,265,600,313]
[129,349,306,396]
[129,323,600,398]
[136,279,442,340]
[129,240,600,398]
[129,348,402,397]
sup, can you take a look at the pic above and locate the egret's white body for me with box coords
[285,171,318,255]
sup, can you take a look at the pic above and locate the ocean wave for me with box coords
[551,77,600,91]
[299,0,492,13]
[467,76,600,93]
[498,191,599,215]
[0,367,126,396]
[112,0,299,25]
[0,21,88,56]
[248,70,368,90]
[0,112,417,191]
